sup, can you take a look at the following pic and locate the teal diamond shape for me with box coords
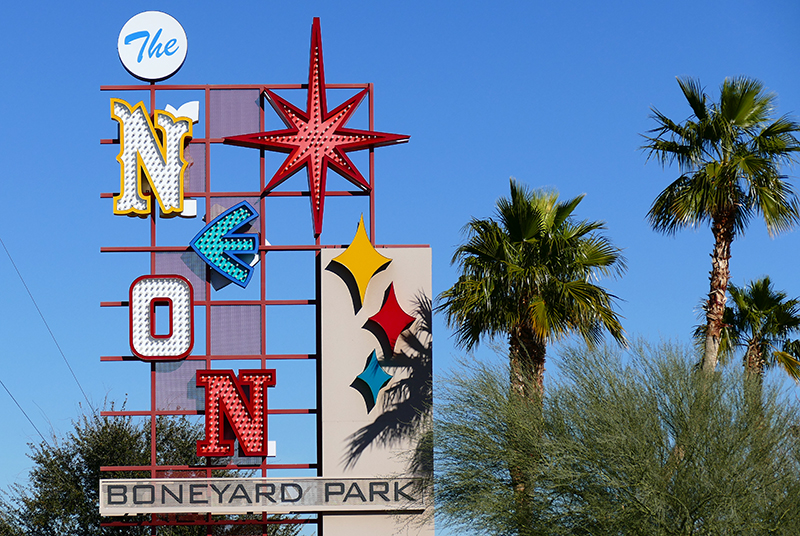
[352,350,392,413]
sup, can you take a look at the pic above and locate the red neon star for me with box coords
[224,18,409,236]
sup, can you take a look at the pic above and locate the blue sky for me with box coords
[2,0,800,510]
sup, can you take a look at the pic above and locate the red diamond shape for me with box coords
[369,283,415,352]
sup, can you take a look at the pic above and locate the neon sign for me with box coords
[224,18,409,236]
[117,11,188,82]
[101,16,432,534]
[129,275,194,361]
[111,99,192,216]
[190,201,260,288]
[196,369,276,457]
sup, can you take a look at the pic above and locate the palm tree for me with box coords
[696,276,800,382]
[643,76,800,373]
[438,179,626,400]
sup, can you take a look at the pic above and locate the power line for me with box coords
[0,377,46,443]
[0,236,96,414]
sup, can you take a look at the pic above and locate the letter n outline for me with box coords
[196,369,276,457]
[111,99,192,216]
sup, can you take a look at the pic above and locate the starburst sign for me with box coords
[224,18,409,237]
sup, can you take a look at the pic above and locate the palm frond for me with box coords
[719,77,773,128]
[438,180,625,354]
[647,172,712,233]
[708,277,800,379]
[644,76,800,243]
[754,115,800,160]
[771,349,800,382]
[747,175,800,236]
[677,76,708,121]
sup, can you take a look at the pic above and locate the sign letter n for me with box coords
[111,99,192,216]
[196,370,276,457]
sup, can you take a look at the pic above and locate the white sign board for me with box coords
[320,246,434,536]
[117,11,187,81]
[99,477,426,515]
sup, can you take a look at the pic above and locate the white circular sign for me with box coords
[117,11,187,82]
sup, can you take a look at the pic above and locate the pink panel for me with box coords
[210,305,261,356]
[209,89,260,139]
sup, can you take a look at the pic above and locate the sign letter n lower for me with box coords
[196,370,276,457]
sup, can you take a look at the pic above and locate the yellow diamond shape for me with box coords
[332,216,391,306]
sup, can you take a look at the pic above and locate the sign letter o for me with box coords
[130,275,194,361]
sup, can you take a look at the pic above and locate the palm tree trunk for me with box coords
[702,214,734,372]
[509,325,546,400]
[507,325,545,535]
[744,343,765,377]
[744,339,764,386]
[743,343,765,411]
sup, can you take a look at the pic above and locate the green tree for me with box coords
[435,342,800,536]
[696,276,800,383]
[2,408,148,535]
[437,180,625,529]
[0,410,301,535]
[438,179,625,399]
[643,76,800,372]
